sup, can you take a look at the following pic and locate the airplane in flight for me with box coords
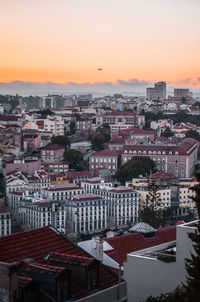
[97,68,103,71]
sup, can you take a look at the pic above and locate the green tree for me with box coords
[96,123,111,142]
[161,128,174,137]
[69,121,76,135]
[144,112,164,128]
[115,156,156,184]
[63,150,87,171]
[39,108,54,116]
[185,130,200,141]
[181,97,187,104]
[51,135,70,149]
[89,133,106,150]
[145,287,184,302]
[141,180,162,228]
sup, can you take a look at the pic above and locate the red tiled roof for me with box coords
[41,144,65,151]
[70,193,102,202]
[129,128,155,135]
[150,172,176,179]
[103,111,137,116]
[47,252,96,266]
[91,149,119,158]
[67,170,90,178]
[18,275,33,288]
[105,225,176,265]
[0,116,20,121]
[18,260,65,277]
[122,138,197,155]
[0,226,118,290]
[109,186,134,193]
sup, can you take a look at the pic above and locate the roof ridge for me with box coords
[49,251,94,261]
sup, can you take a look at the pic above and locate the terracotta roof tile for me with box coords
[105,225,176,265]
[91,149,119,157]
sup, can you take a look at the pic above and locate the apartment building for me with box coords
[41,161,69,175]
[89,149,119,176]
[146,82,166,100]
[82,177,113,194]
[102,111,138,127]
[65,193,107,233]
[40,144,65,162]
[42,183,84,201]
[20,200,66,232]
[121,138,198,178]
[178,178,196,209]
[94,185,139,228]
[75,119,93,131]
[0,210,11,237]
[135,188,171,209]
[43,116,64,136]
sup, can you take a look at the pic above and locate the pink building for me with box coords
[121,138,198,178]
[125,128,156,144]
[89,149,119,176]
[174,88,190,97]
[75,119,93,131]
[102,111,138,127]
[41,161,69,175]
[40,144,65,162]
[5,159,41,175]
[22,133,41,151]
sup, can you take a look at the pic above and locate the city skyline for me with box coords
[0,0,200,90]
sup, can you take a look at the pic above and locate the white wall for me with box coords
[124,223,196,302]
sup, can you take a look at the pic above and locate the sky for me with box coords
[0,0,200,94]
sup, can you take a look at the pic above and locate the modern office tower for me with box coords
[146,81,166,100]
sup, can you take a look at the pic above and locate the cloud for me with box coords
[174,78,192,85]
[0,79,153,96]
[116,79,152,86]
[0,79,198,97]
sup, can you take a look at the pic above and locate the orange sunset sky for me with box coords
[0,0,200,87]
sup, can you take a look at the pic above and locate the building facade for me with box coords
[121,138,198,178]
[40,144,65,162]
[0,211,11,237]
[146,82,166,100]
[89,149,119,176]
[65,193,107,233]
[94,185,139,228]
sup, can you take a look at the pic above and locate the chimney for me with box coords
[92,236,104,262]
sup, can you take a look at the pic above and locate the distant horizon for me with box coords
[0,80,199,97]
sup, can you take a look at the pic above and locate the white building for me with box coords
[135,188,172,209]
[124,221,197,302]
[0,211,11,237]
[82,177,113,194]
[94,186,139,228]
[42,184,84,201]
[19,200,66,233]
[65,193,107,233]
[43,116,64,136]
